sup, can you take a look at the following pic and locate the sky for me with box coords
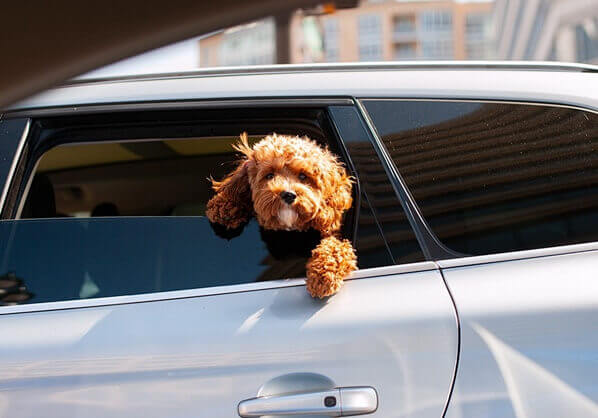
[81,36,202,78]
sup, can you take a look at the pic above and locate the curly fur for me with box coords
[205,160,252,229]
[306,236,356,298]
[207,133,357,298]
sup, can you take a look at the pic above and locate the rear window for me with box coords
[363,100,598,256]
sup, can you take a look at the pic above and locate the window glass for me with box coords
[0,217,286,305]
[364,100,598,256]
[358,15,383,61]
[323,18,340,62]
[419,10,453,59]
[329,106,425,264]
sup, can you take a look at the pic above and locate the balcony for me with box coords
[393,29,417,42]
[393,16,416,42]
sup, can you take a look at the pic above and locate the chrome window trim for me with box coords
[437,241,598,269]
[0,261,437,315]
[4,98,354,119]
[0,119,29,214]
[357,97,598,114]
[14,157,40,220]
[69,61,598,86]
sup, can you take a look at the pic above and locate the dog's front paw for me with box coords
[209,220,248,240]
[306,236,357,298]
[206,194,251,229]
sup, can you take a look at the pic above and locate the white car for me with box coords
[0,62,597,418]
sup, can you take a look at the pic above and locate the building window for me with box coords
[420,10,452,33]
[358,14,383,61]
[466,13,490,59]
[419,10,453,59]
[393,14,416,43]
[323,18,340,62]
[220,18,275,66]
[394,15,415,34]
[394,43,416,60]
[421,39,453,59]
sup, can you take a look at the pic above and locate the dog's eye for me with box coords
[265,173,275,180]
[298,173,308,181]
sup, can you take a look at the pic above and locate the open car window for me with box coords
[0,107,401,306]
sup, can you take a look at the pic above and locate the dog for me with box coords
[206,133,357,298]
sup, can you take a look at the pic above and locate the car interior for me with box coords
[17,107,349,219]
[23,137,261,218]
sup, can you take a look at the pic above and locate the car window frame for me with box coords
[0,98,431,313]
[0,118,30,216]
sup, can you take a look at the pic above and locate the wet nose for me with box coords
[280,191,296,204]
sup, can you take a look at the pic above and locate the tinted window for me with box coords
[0,119,28,207]
[364,100,598,256]
[330,106,425,264]
[0,217,290,305]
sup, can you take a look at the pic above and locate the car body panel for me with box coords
[441,250,598,418]
[0,265,458,418]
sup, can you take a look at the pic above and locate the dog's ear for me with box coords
[206,133,254,229]
[312,162,353,236]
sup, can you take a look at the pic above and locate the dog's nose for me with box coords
[280,191,296,204]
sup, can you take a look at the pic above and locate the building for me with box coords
[200,20,276,67]
[493,0,598,63]
[314,0,493,63]
[199,0,494,67]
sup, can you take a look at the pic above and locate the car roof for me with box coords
[7,62,598,114]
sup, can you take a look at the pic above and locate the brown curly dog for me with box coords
[206,133,357,298]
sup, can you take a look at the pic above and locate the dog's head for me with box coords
[207,133,353,235]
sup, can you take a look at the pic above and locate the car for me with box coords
[0,62,597,418]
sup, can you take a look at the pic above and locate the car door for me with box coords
[361,98,598,418]
[0,103,458,418]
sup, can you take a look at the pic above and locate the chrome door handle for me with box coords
[238,386,378,417]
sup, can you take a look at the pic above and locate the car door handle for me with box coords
[238,386,378,417]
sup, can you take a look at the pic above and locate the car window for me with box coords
[363,100,598,256]
[0,109,395,306]
[329,106,425,264]
[0,217,277,305]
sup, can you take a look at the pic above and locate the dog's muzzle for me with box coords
[278,207,298,229]
[280,191,296,205]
